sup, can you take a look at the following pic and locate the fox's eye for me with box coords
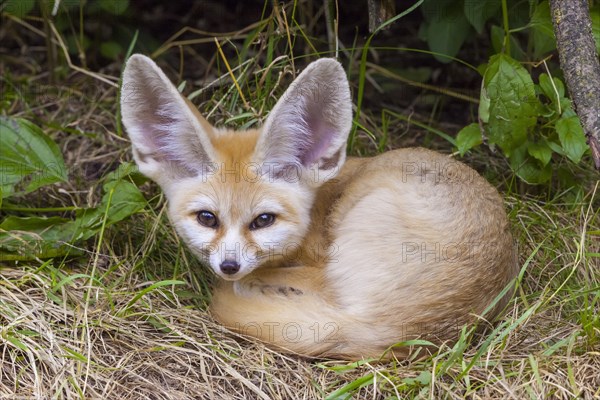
[250,213,276,230]
[197,210,218,228]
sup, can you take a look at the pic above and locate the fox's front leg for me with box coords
[233,265,325,298]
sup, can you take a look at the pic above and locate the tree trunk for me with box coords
[367,0,396,32]
[549,0,600,170]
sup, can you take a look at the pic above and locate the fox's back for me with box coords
[316,148,516,353]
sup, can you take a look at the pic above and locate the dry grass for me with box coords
[1,2,600,399]
[1,200,599,399]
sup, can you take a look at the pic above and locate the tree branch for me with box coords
[550,0,600,170]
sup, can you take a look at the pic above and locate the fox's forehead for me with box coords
[209,128,261,165]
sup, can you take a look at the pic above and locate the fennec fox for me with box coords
[121,54,517,359]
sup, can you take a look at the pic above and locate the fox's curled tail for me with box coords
[209,282,358,358]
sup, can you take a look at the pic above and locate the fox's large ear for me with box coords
[120,54,217,186]
[256,58,352,184]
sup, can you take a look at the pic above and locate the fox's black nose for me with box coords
[220,260,240,275]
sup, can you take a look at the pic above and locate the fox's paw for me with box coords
[261,285,304,297]
[233,279,303,298]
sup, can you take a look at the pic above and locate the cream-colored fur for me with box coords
[120,54,518,359]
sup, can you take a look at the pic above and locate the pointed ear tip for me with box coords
[127,53,150,62]
[124,54,155,71]
[314,57,341,65]
[305,58,348,87]
[312,57,344,70]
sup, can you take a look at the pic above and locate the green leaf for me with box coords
[538,73,565,101]
[546,139,565,156]
[456,123,483,156]
[483,54,540,155]
[555,116,587,163]
[527,141,553,166]
[530,1,556,57]
[539,73,566,116]
[5,335,28,351]
[422,0,472,63]
[2,0,35,17]
[538,74,552,99]
[464,0,501,34]
[510,143,552,184]
[95,179,147,228]
[560,98,574,116]
[476,63,488,77]
[0,117,68,199]
[98,0,129,15]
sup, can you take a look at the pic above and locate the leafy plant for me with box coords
[0,117,146,260]
[457,59,588,184]
[435,0,595,185]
